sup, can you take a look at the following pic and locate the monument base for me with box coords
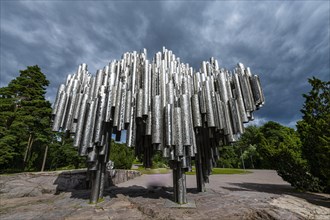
[164,198,196,208]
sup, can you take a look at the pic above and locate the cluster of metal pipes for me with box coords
[52,47,264,204]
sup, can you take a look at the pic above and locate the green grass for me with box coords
[186,168,251,175]
[132,165,251,175]
[132,166,171,174]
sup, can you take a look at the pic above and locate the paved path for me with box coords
[1,170,329,219]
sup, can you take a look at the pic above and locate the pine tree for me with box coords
[297,77,330,192]
[0,65,52,171]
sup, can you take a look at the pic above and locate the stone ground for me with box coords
[1,170,329,220]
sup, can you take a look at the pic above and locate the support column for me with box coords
[195,129,206,192]
[98,160,106,200]
[90,164,102,204]
[172,161,187,204]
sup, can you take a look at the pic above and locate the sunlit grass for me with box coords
[132,166,171,174]
[132,165,251,175]
[186,168,251,175]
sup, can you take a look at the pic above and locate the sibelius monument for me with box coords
[52,47,265,204]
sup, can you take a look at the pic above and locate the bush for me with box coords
[109,140,135,169]
[151,151,169,168]
[275,146,323,192]
[258,121,324,192]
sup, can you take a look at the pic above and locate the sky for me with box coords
[1,0,329,128]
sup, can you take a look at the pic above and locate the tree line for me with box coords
[219,77,329,192]
[0,66,328,193]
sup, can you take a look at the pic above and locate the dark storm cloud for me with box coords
[1,0,329,127]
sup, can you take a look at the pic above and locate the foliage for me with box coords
[109,140,135,169]
[240,144,257,169]
[297,77,330,192]
[234,126,264,169]
[151,151,169,168]
[47,132,85,170]
[258,121,322,191]
[233,119,324,192]
[216,145,239,168]
[0,66,52,172]
[217,126,264,169]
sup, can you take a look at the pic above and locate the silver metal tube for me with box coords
[118,86,127,131]
[167,81,174,105]
[160,60,167,108]
[142,60,149,116]
[126,100,136,147]
[233,72,248,122]
[94,86,106,144]
[105,87,113,122]
[113,81,122,128]
[173,107,183,157]
[145,110,152,136]
[65,82,80,131]
[80,100,96,155]
[52,92,67,131]
[52,84,65,115]
[191,94,202,128]
[151,95,162,144]
[124,90,132,125]
[204,80,216,127]
[73,94,88,147]
[164,104,172,146]
[256,76,265,105]
[90,77,96,101]
[215,94,225,130]
[60,91,71,130]
[181,94,191,146]
[73,93,83,122]
[136,88,143,118]
[229,98,240,134]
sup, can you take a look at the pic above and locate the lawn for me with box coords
[132,166,171,174]
[186,168,251,175]
[132,165,250,175]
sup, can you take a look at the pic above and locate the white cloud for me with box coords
[244,117,268,127]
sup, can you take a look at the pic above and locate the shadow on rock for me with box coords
[53,170,196,203]
[104,185,199,202]
[226,182,330,208]
[53,170,88,196]
[105,185,172,200]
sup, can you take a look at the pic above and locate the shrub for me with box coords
[109,140,135,169]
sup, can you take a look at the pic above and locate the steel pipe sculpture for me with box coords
[52,47,265,204]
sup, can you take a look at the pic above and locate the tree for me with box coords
[47,133,85,170]
[217,145,239,168]
[235,121,322,191]
[258,121,322,191]
[0,65,52,171]
[297,77,330,192]
[258,121,302,167]
[234,126,264,169]
[241,144,257,169]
